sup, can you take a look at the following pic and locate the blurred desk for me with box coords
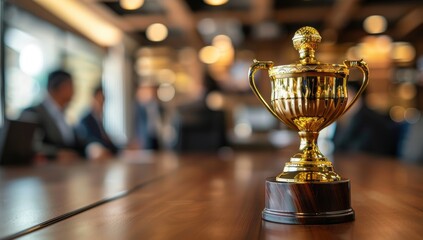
[1,151,423,240]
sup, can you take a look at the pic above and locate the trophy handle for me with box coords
[343,59,369,114]
[249,59,283,122]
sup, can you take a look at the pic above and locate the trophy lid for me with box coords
[292,26,321,64]
[269,26,348,77]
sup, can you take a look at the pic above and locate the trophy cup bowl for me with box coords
[249,26,369,224]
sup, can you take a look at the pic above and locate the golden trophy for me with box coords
[249,26,369,224]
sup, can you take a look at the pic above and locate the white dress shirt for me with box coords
[42,95,75,146]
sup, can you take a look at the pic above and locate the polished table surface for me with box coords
[1,150,422,240]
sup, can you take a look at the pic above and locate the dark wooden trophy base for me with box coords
[263,178,354,224]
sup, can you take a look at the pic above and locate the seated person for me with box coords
[334,82,401,156]
[399,114,423,164]
[134,83,162,150]
[20,70,86,160]
[77,85,118,160]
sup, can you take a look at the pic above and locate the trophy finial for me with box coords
[292,26,321,63]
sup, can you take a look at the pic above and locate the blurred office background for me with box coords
[1,0,422,157]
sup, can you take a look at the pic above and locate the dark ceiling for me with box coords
[99,0,422,49]
[9,0,423,51]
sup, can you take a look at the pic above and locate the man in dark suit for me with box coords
[20,70,86,160]
[134,84,162,150]
[77,86,118,160]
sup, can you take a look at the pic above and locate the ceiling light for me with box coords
[203,0,229,6]
[120,0,144,10]
[36,0,122,46]
[363,15,387,34]
[146,23,168,42]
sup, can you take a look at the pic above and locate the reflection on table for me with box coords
[1,150,422,240]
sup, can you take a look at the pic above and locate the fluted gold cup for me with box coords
[250,27,369,224]
[249,27,368,183]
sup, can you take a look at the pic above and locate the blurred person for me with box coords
[77,85,118,161]
[20,69,85,161]
[333,81,401,156]
[134,83,163,150]
[399,112,423,164]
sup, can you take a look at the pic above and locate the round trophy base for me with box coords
[263,178,354,225]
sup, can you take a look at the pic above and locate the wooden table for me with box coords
[1,150,422,240]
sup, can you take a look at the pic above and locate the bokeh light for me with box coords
[19,44,43,76]
[212,34,234,65]
[120,0,144,10]
[392,42,416,63]
[389,106,405,122]
[199,46,220,64]
[404,108,421,124]
[363,15,387,34]
[397,83,417,101]
[206,91,225,110]
[203,0,229,6]
[234,122,252,139]
[157,83,175,102]
[146,23,168,42]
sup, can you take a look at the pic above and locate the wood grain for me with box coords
[263,178,354,224]
[0,152,179,239]
[4,151,421,240]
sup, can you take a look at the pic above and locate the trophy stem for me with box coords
[294,131,325,161]
[276,131,341,183]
